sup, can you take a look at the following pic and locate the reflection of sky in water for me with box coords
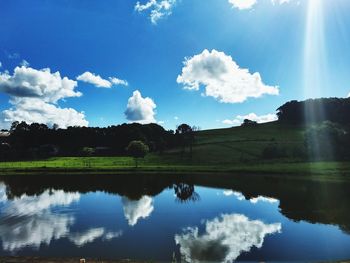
[0,183,350,261]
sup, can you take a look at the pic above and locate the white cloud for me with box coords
[177,49,279,104]
[0,62,2,68]
[2,98,88,128]
[0,66,88,128]
[77,71,112,88]
[175,214,282,262]
[250,196,278,204]
[124,90,156,124]
[228,0,257,10]
[121,196,154,226]
[77,72,128,88]
[229,0,293,9]
[271,0,292,5]
[135,0,176,24]
[0,66,81,103]
[222,113,277,126]
[109,77,128,86]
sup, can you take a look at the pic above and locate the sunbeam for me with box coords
[303,0,327,100]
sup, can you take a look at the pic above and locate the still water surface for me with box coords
[0,174,349,262]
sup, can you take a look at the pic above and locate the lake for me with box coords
[0,174,349,262]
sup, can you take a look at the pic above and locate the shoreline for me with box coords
[0,165,349,183]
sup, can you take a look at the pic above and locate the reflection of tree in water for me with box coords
[174,183,200,203]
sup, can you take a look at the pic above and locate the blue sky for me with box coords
[1,0,350,130]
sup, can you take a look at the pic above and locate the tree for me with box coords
[176,124,194,158]
[241,119,258,127]
[126,140,149,168]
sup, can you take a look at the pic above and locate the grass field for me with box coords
[1,122,350,179]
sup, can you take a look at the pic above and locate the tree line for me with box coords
[277,97,350,124]
[0,121,197,161]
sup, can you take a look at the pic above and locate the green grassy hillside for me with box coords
[161,121,306,165]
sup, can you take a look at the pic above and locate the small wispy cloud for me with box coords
[77,72,128,88]
[135,0,176,24]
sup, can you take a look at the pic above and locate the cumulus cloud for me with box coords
[0,65,88,128]
[229,0,293,9]
[177,50,279,104]
[175,214,282,262]
[135,0,176,24]
[222,113,278,126]
[2,98,88,128]
[124,90,156,124]
[0,66,81,103]
[121,196,154,226]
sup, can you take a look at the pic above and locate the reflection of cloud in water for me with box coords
[121,196,154,226]
[250,196,278,204]
[223,190,245,200]
[0,185,79,251]
[175,214,281,262]
[69,228,122,246]
[223,190,278,204]
[0,183,7,203]
[0,212,74,251]
[0,184,123,251]
[5,190,80,216]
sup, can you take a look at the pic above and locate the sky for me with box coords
[1,0,350,130]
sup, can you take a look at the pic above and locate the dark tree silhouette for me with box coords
[277,98,350,125]
[176,124,195,158]
[5,122,176,160]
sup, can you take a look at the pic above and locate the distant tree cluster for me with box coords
[277,98,350,124]
[0,122,177,160]
[0,121,198,161]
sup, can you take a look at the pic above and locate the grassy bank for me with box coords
[1,122,349,180]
